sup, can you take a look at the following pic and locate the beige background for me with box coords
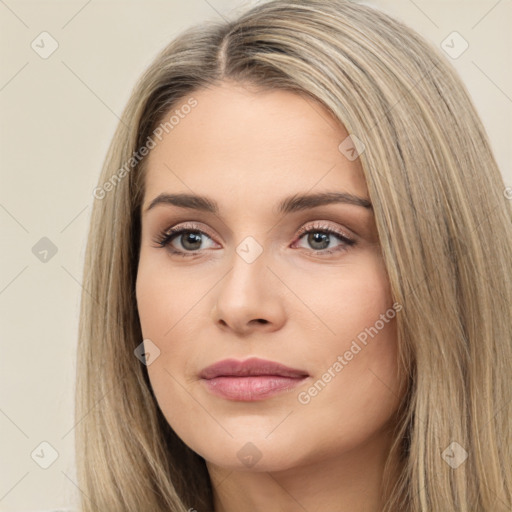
[1,0,510,510]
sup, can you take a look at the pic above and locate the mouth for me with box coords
[199,357,309,401]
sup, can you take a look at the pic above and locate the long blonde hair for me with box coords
[76,1,512,510]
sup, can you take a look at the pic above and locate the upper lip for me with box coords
[199,357,309,379]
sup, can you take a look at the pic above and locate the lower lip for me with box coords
[202,375,308,401]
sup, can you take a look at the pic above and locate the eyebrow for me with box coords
[143,191,372,216]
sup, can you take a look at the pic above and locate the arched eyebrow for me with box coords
[143,191,372,216]
[276,191,372,213]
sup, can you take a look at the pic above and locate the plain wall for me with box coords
[1,1,510,510]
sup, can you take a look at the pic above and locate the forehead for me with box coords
[142,82,368,210]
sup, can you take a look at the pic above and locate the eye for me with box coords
[292,222,356,255]
[152,222,218,256]
[152,221,357,257]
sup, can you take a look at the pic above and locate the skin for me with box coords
[136,81,406,512]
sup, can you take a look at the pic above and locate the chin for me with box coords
[188,431,316,474]
[204,449,303,473]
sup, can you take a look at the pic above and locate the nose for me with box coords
[211,246,287,336]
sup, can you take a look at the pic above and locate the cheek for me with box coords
[135,254,205,339]
[293,252,394,348]
[135,260,202,426]
[293,254,402,421]
[135,254,212,391]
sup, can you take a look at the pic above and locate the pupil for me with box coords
[182,232,202,250]
[308,232,329,250]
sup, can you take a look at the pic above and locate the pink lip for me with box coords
[199,357,309,401]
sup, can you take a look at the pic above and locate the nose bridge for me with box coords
[222,235,270,303]
[212,234,286,332]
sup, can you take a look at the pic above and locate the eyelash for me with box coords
[152,221,357,257]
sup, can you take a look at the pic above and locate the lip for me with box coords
[199,357,309,401]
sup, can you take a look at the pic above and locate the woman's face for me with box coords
[136,81,404,473]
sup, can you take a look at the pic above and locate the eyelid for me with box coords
[295,220,355,243]
[150,221,219,252]
[166,221,219,241]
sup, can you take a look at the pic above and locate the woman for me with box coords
[77,1,512,510]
